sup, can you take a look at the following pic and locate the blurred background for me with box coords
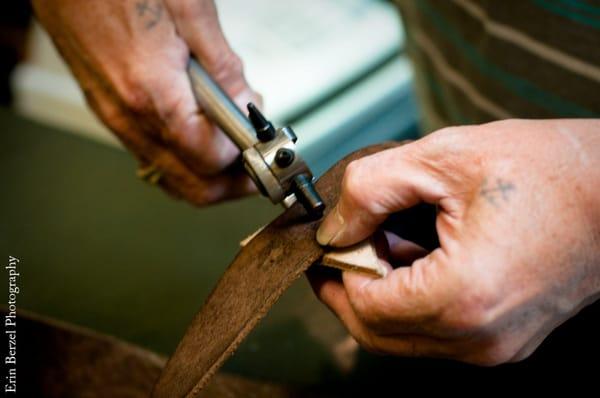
[0,0,420,392]
[3,0,600,393]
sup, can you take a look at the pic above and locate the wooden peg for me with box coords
[321,232,389,278]
[242,226,389,278]
[240,225,266,247]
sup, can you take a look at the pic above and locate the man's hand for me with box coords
[33,0,259,205]
[312,119,600,365]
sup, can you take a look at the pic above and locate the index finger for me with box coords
[342,248,456,337]
[316,142,449,248]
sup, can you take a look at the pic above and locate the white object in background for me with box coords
[12,0,403,148]
[217,0,403,121]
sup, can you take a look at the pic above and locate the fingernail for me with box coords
[316,204,345,245]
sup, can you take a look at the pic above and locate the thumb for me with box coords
[316,143,448,247]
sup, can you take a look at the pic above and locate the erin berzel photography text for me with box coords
[4,256,19,394]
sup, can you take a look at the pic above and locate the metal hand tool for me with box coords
[187,59,325,218]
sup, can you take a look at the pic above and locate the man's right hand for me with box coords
[312,119,600,365]
[33,0,260,205]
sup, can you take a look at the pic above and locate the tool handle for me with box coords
[187,58,258,151]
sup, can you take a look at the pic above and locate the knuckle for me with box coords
[83,91,127,133]
[161,161,216,206]
[119,75,151,114]
[125,87,150,114]
[352,290,382,329]
[440,275,498,335]
[435,125,463,138]
[433,125,477,143]
[420,126,461,153]
[473,341,516,366]
[168,0,201,20]
[444,301,494,336]
[341,160,371,210]
[211,52,244,87]
[393,256,445,324]
[156,89,188,128]
[508,347,534,363]
[354,333,382,355]
[420,125,473,162]
[100,108,129,135]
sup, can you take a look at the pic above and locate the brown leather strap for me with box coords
[152,143,396,398]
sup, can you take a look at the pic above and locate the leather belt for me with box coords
[152,143,397,398]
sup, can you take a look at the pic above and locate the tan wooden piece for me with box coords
[321,233,388,278]
[243,226,389,278]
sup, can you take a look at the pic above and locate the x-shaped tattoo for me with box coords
[136,0,163,30]
[480,177,515,207]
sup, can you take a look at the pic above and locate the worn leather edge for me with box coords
[152,142,400,398]
[189,253,315,397]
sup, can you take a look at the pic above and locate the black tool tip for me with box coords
[292,174,326,219]
[247,102,276,142]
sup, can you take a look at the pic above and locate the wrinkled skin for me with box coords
[33,0,600,367]
[33,0,259,205]
[312,119,600,365]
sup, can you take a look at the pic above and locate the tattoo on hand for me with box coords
[480,177,515,207]
[136,0,163,30]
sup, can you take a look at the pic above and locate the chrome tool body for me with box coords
[187,59,324,217]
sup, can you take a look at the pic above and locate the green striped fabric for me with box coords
[394,0,600,133]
